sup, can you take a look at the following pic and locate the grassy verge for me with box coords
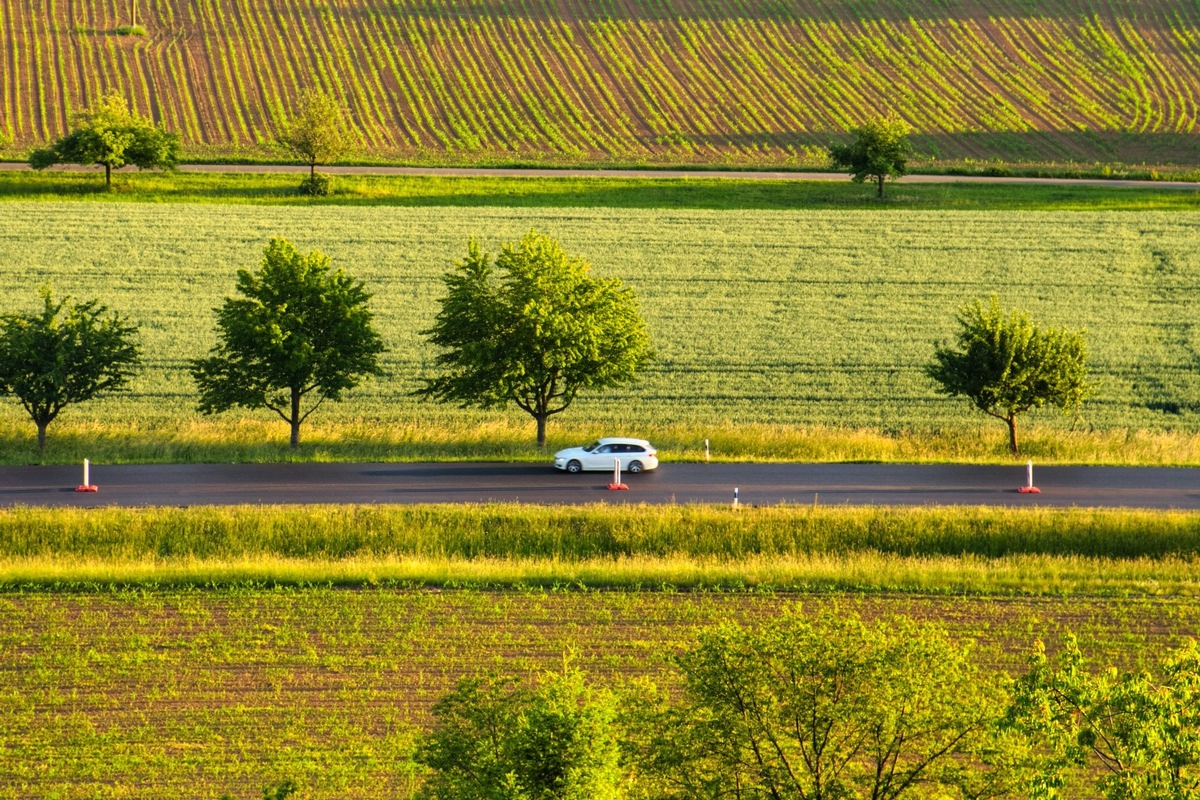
[1,170,1198,210]
[7,418,1200,466]
[3,504,1198,594]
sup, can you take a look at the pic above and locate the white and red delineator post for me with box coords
[607,457,628,491]
[1018,459,1040,494]
[75,458,98,493]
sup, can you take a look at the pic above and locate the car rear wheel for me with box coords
[628,461,643,473]
[566,460,582,473]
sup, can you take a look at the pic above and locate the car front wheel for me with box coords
[628,461,643,473]
[566,460,582,473]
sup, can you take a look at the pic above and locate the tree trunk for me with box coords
[876,173,884,198]
[36,422,47,459]
[310,160,316,179]
[290,388,301,449]
[104,162,111,188]
[1007,415,1019,455]
[536,413,547,449]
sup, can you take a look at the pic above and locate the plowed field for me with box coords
[3,0,1200,167]
[2,589,1199,799]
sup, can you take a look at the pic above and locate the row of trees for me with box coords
[414,610,1200,800]
[30,90,353,194]
[0,232,1087,457]
[28,91,913,198]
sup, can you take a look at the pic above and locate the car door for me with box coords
[585,444,615,470]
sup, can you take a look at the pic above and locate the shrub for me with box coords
[115,24,146,36]
[297,172,332,196]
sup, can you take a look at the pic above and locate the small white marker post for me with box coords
[704,438,710,462]
[733,487,740,510]
[75,458,98,493]
[1018,458,1041,494]
[607,457,628,491]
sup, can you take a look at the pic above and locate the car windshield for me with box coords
[582,441,602,452]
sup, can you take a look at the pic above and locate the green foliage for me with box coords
[114,23,146,35]
[417,659,623,800]
[0,284,140,456]
[190,238,385,448]
[297,172,332,196]
[28,92,179,187]
[928,297,1091,454]
[629,607,1016,800]
[278,90,356,181]
[419,231,652,447]
[1009,636,1200,800]
[829,115,913,197]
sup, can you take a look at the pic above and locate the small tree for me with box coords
[419,231,652,448]
[629,608,1019,800]
[0,286,141,457]
[276,89,356,195]
[191,238,385,449]
[29,92,179,188]
[416,660,623,800]
[829,114,912,198]
[927,297,1090,455]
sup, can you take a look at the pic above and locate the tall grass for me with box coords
[3,504,1198,592]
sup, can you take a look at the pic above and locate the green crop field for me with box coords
[1,588,1197,799]
[2,0,1200,169]
[2,201,1200,461]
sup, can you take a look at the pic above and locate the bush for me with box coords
[297,172,332,196]
[115,24,146,35]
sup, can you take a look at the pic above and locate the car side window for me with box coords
[595,445,613,454]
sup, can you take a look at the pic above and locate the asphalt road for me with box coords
[2,462,1199,509]
[3,161,1199,189]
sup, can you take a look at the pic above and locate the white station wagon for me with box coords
[553,437,659,473]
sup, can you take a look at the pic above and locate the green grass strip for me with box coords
[2,170,1198,210]
[3,503,1198,594]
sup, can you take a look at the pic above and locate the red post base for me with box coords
[1018,486,1041,494]
[75,485,98,493]
[607,483,629,491]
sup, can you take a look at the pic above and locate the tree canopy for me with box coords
[0,285,141,456]
[1009,635,1200,800]
[418,231,652,448]
[829,115,913,197]
[29,92,179,187]
[628,608,1011,800]
[927,296,1090,454]
[190,238,385,449]
[416,661,623,800]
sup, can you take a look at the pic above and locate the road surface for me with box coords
[2,462,1198,509]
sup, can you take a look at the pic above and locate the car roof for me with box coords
[596,437,652,446]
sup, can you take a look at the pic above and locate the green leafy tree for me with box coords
[0,285,140,456]
[191,238,385,449]
[829,115,913,198]
[627,608,1021,800]
[419,231,652,448]
[277,89,356,194]
[29,92,179,187]
[1008,636,1200,800]
[927,297,1090,455]
[416,659,624,800]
